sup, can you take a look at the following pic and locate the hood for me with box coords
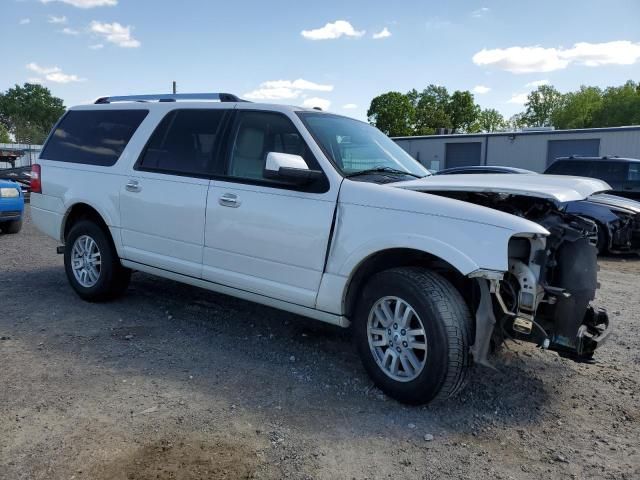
[588,193,640,214]
[391,174,610,204]
[0,178,20,188]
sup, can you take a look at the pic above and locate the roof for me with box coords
[392,125,640,140]
[554,156,640,163]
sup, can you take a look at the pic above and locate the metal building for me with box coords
[393,126,640,172]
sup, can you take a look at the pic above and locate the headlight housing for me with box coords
[0,187,20,198]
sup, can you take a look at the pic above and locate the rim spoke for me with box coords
[380,301,394,327]
[408,341,427,350]
[405,349,422,370]
[389,353,400,375]
[408,328,425,337]
[400,306,413,328]
[399,354,413,376]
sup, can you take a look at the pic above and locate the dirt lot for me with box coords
[1,209,639,480]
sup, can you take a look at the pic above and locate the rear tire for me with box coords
[64,220,131,302]
[354,267,472,405]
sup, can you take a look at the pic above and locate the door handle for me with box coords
[219,192,241,208]
[125,180,141,192]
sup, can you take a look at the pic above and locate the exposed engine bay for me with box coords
[429,191,611,364]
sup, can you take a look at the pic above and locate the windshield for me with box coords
[298,113,429,178]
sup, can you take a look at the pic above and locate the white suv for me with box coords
[31,93,610,404]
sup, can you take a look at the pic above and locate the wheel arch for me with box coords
[342,247,474,319]
[62,202,114,245]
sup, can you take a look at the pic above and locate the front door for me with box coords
[203,110,337,307]
[120,108,229,277]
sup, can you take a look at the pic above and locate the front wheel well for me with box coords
[343,248,473,319]
[62,203,110,242]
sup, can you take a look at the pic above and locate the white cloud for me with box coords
[27,77,44,84]
[473,46,569,73]
[472,85,491,94]
[342,103,358,109]
[525,79,550,88]
[508,93,528,104]
[40,0,117,7]
[301,20,364,40]
[472,7,489,18]
[244,78,334,100]
[561,41,640,66]
[303,97,331,110]
[260,79,333,92]
[26,62,86,83]
[473,41,640,73]
[372,27,391,40]
[48,15,67,24]
[88,43,104,49]
[61,27,80,35]
[89,21,140,48]
[19,18,31,25]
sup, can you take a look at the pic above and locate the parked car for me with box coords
[31,93,611,405]
[545,156,640,200]
[0,178,24,234]
[436,165,640,254]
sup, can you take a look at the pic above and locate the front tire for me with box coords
[354,267,472,405]
[3,218,23,234]
[64,220,131,302]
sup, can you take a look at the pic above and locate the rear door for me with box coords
[593,161,627,192]
[203,110,336,307]
[119,108,229,277]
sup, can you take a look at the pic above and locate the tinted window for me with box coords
[593,161,627,184]
[547,160,594,176]
[629,164,640,181]
[138,109,227,176]
[228,111,316,181]
[41,109,148,166]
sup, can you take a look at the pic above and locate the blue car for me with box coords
[0,178,24,234]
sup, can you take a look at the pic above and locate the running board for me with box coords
[120,259,350,328]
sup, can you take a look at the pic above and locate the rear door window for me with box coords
[41,109,148,166]
[593,161,627,184]
[137,109,228,177]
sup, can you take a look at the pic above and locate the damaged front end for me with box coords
[451,192,611,364]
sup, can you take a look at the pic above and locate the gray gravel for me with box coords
[1,208,639,479]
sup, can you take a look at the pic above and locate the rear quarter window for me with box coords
[41,109,148,166]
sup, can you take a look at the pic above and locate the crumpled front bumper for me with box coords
[548,306,611,360]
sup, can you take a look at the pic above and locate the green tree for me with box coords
[367,91,415,136]
[507,112,529,130]
[592,80,640,127]
[523,85,562,127]
[414,85,451,134]
[552,86,603,129]
[472,108,506,133]
[0,123,10,143]
[449,90,480,133]
[0,83,65,144]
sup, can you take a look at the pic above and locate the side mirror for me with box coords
[264,152,324,184]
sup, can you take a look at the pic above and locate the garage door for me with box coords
[546,139,600,167]
[445,142,482,168]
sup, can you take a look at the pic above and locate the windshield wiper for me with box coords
[345,167,424,179]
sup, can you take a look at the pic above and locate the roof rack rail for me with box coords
[94,93,247,104]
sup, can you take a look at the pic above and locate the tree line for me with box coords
[367,80,640,137]
[0,83,66,145]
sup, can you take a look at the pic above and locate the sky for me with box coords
[2,0,640,121]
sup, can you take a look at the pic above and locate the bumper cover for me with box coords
[549,306,610,360]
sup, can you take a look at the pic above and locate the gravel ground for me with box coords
[1,208,639,480]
